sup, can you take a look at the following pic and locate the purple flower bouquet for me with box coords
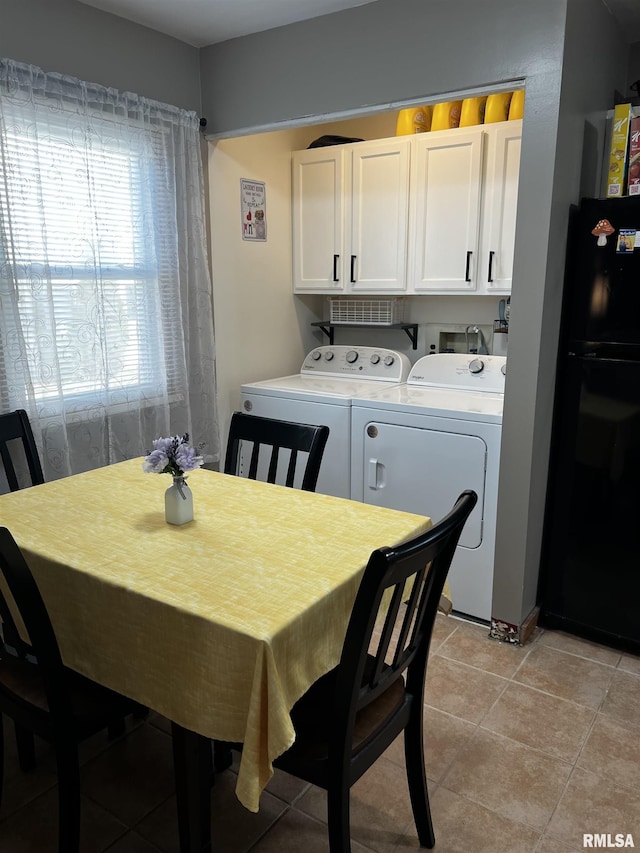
[142,434,204,478]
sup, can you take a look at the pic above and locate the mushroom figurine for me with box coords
[592,219,615,247]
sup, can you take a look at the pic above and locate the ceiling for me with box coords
[76,0,640,49]
[77,0,382,48]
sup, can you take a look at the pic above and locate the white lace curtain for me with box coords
[0,59,219,481]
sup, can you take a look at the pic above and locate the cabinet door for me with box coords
[479,120,521,294]
[409,129,484,292]
[292,147,345,292]
[348,138,411,291]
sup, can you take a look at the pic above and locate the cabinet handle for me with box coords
[488,251,495,283]
[350,255,357,283]
[333,254,339,282]
[465,251,472,283]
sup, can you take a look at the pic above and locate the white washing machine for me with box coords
[350,353,506,622]
[240,345,411,498]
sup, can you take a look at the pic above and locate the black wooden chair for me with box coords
[0,527,141,852]
[224,412,329,492]
[0,409,46,771]
[269,490,477,852]
[0,409,44,492]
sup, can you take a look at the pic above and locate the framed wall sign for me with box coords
[241,179,267,241]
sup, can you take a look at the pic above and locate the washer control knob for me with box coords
[346,350,358,364]
[501,363,507,376]
[370,353,380,365]
[383,355,395,366]
[324,350,334,361]
[469,358,485,374]
[311,350,322,361]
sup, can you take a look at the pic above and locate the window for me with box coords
[0,59,218,479]
[0,106,180,411]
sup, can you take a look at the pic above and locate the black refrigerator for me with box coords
[540,196,640,653]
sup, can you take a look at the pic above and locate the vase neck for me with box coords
[172,475,189,499]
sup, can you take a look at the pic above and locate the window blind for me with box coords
[0,102,182,408]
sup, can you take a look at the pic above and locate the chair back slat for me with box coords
[224,413,329,492]
[0,409,44,492]
[370,582,404,689]
[391,562,427,668]
[248,442,261,480]
[284,450,298,488]
[267,445,280,484]
[0,444,20,491]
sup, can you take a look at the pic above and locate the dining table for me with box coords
[0,458,441,852]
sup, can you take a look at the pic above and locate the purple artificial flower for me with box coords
[175,442,204,473]
[142,433,204,477]
[142,448,170,474]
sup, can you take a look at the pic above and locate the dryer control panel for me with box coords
[301,346,411,382]
[408,353,506,393]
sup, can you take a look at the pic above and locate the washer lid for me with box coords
[241,373,403,405]
[351,384,504,423]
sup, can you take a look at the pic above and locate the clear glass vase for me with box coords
[165,475,193,525]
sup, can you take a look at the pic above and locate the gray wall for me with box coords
[200,0,565,138]
[200,0,627,630]
[0,0,201,112]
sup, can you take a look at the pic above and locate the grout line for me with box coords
[533,637,622,669]
[435,783,547,838]
[535,762,580,848]
[496,677,605,714]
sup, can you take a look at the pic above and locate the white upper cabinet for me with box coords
[292,120,521,296]
[408,128,484,292]
[292,146,345,291]
[408,120,521,294]
[348,138,411,291]
[478,121,522,294]
[292,137,411,293]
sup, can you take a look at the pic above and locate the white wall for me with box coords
[209,128,315,449]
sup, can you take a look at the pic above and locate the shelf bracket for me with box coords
[314,323,335,345]
[311,321,418,349]
[403,325,418,349]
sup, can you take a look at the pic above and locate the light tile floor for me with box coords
[1,615,639,852]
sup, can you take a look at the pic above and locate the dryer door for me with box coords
[361,423,486,548]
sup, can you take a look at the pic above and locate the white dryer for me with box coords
[240,346,411,499]
[350,353,506,622]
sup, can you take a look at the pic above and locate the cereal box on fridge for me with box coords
[606,103,632,197]
[627,116,640,196]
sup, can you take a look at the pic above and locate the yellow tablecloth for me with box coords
[0,459,434,811]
